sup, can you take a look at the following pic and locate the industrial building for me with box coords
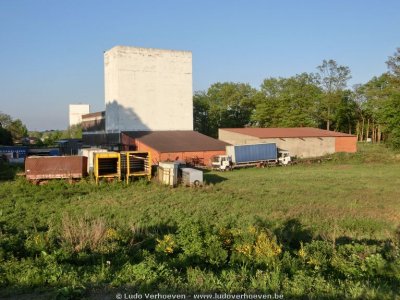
[218,127,357,158]
[82,111,105,133]
[69,104,90,127]
[0,146,28,164]
[83,45,225,166]
[121,131,227,165]
[104,46,193,132]
[83,129,227,166]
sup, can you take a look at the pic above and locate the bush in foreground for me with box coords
[0,217,399,299]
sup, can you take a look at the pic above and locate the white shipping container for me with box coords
[79,148,108,173]
[158,161,180,186]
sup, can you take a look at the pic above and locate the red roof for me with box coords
[221,127,355,138]
[82,111,105,119]
[123,131,229,152]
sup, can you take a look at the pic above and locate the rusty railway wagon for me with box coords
[25,156,88,184]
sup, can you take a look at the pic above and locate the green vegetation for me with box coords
[0,161,20,181]
[0,111,82,146]
[0,112,28,145]
[194,48,400,148]
[0,144,399,298]
[28,124,83,147]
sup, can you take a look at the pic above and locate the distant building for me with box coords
[104,46,193,132]
[218,127,357,158]
[21,136,40,145]
[82,111,105,133]
[0,146,28,163]
[69,104,90,127]
[56,139,83,156]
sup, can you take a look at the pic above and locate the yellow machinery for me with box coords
[93,152,121,184]
[120,151,151,183]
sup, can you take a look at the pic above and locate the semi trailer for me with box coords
[212,143,291,171]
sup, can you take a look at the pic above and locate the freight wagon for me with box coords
[24,150,152,184]
[25,156,88,183]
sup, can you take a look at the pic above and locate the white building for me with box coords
[69,104,90,127]
[104,46,193,132]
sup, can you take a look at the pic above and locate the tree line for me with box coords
[0,111,82,146]
[29,125,82,146]
[194,48,400,148]
[1,48,399,149]
[0,113,28,145]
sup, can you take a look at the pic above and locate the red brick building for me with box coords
[121,131,228,166]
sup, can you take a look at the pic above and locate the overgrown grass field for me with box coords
[0,144,400,299]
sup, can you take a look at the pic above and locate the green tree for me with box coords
[386,47,400,77]
[62,124,82,139]
[0,112,28,142]
[381,92,400,148]
[333,90,357,134]
[42,130,63,146]
[383,47,400,147]
[0,112,13,129]
[193,82,257,137]
[352,84,369,141]
[360,72,400,145]
[193,91,213,136]
[8,119,28,141]
[252,73,322,127]
[316,60,351,130]
[0,127,13,145]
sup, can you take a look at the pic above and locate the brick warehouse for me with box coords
[218,127,357,158]
[82,130,227,166]
[121,131,228,166]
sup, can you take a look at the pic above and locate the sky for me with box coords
[0,0,399,130]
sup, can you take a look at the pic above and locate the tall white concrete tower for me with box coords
[104,46,193,132]
[69,104,90,127]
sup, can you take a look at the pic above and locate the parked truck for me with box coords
[212,143,291,171]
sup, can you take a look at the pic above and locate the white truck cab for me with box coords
[278,150,291,165]
[212,155,232,171]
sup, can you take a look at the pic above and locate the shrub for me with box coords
[60,214,106,253]
[331,243,387,280]
[231,226,282,267]
[175,221,228,267]
[156,234,176,254]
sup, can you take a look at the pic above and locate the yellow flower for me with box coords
[248,226,257,235]
[254,232,282,258]
[236,244,253,257]
[156,234,176,254]
[298,242,306,259]
[105,228,120,241]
